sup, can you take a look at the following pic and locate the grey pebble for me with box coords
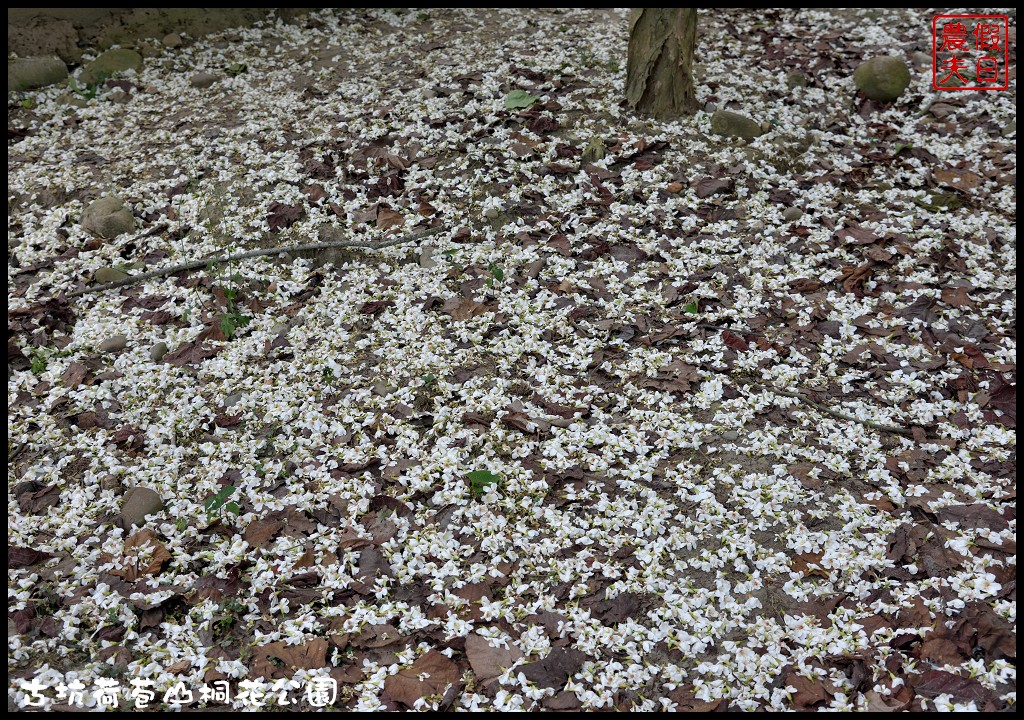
[149,342,169,362]
[190,72,219,89]
[98,334,128,353]
[372,381,397,396]
[418,247,438,268]
[118,487,164,530]
[782,207,803,222]
[722,430,740,442]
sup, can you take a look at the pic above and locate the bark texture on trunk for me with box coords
[625,8,698,120]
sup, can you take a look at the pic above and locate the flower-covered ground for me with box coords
[8,7,1016,712]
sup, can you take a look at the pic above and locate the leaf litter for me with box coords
[6,6,1016,713]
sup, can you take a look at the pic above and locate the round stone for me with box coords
[118,487,164,530]
[81,196,136,240]
[190,72,219,89]
[98,335,128,353]
[853,56,911,102]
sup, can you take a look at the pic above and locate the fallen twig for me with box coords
[768,385,915,437]
[67,225,444,298]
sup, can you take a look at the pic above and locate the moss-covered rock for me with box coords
[8,56,68,91]
[853,56,911,102]
[81,196,136,239]
[710,110,763,140]
[78,48,143,85]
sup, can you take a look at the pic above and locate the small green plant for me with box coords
[486,262,504,287]
[20,97,35,110]
[504,89,540,110]
[30,352,47,375]
[605,57,620,73]
[68,76,103,100]
[212,597,246,639]
[204,485,239,524]
[684,300,699,315]
[226,63,248,76]
[467,470,502,498]
[217,286,251,339]
[422,373,437,389]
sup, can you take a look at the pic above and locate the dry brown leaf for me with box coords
[108,529,172,581]
[934,168,982,192]
[443,297,487,322]
[791,551,831,579]
[244,517,285,549]
[376,206,405,230]
[465,633,522,681]
[383,650,460,708]
[61,362,91,389]
[353,623,403,649]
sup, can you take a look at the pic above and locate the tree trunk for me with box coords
[625,8,698,120]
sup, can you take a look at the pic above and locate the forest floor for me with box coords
[7,7,1016,712]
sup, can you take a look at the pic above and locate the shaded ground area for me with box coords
[8,7,1016,712]
[8,8,310,62]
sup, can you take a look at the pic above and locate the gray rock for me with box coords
[78,49,143,86]
[270,323,290,336]
[853,56,911,102]
[118,487,164,530]
[908,51,932,69]
[138,41,164,59]
[8,56,68,91]
[710,110,764,140]
[1002,121,1015,137]
[782,207,803,222]
[81,196,136,239]
[418,247,438,268]
[372,381,397,396]
[722,430,739,442]
[190,71,219,89]
[99,334,128,353]
[58,92,89,109]
[149,342,169,362]
[94,267,129,284]
[100,475,122,491]
[748,220,765,233]
[786,71,809,89]
[107,87,130,104]
[224,392,243,408]
[162,33,183,48]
